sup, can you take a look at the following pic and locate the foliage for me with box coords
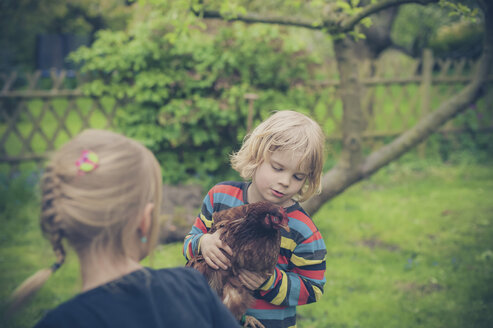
[1,161,492,327]
[392,1,483,58]
[70,1,323,186]
[0,0,133,71]
[438,0,480,22]
[429,20,483,58]
[426,104,493,164]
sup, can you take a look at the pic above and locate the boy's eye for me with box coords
[272,165,282,171]
[294,174,305,181]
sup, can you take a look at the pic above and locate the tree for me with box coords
[192,0,492,215]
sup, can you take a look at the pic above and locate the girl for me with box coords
[9,129,239,328]
[183,110,327,328]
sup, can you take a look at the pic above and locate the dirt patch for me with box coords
[395,281,444,295]
[358,237,400,252]
[159,184,203,243]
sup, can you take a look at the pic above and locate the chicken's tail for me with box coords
[222,281,255,319]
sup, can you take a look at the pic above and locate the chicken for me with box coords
[186,201,290,328]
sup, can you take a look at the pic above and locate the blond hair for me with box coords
[8,129,162,313]
[231,110,325,202]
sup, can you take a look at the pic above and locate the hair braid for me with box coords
[41,165,67,269]
[7,165,67,315]
[49,230,66,270]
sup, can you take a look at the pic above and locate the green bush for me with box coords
[429,20,483,58]
[70,3,323,187]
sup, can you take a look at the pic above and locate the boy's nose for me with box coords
[278,173,290,187]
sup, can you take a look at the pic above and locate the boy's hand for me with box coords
[238,270,271,290]
[200,229,232,270]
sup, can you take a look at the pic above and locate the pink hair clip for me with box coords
[76,150,99,175]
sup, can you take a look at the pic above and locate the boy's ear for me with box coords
[139,203,155,236]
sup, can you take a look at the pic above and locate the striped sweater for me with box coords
[183,181,326,328]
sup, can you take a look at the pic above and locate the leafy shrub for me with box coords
[70,2,323,187]
[429,20,483,58]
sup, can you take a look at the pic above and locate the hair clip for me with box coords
[76,150,99,175]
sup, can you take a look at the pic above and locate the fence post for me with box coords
[419,48,433,158]
[244,93,259,132]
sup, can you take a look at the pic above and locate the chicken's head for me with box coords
[248,201,290,232]
[265,209,290,232]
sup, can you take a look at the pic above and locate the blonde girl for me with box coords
[9,129,239,328]
[184,110,327,328]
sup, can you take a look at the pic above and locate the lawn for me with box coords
[298,161,493,328]
[0,160,492,328]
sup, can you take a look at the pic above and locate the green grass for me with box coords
[1,161,492,328]
[298,161,493,328]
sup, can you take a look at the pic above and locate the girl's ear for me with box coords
[139,203,155,237]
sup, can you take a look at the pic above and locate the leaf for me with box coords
[191,4,203,13]
[361,17,372,28]
[336,2,352,12]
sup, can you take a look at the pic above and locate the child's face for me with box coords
[249,149,308,208]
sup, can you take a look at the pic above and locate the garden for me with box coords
[1,1,493,327]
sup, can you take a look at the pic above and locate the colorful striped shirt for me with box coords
[183,181,327,328]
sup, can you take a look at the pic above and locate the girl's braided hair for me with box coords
[8,129,162,314]
[41,165,67,269]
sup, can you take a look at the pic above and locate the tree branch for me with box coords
[199,10,320,30]
[199,0,439,34]
[338,0,438,33]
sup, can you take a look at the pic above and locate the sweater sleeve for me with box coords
[182,189,215,260]
[183,182,246,261]
[255,226,327,307]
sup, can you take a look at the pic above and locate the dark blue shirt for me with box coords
[34,267,240,328]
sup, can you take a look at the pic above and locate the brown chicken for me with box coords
[186,201,290,328]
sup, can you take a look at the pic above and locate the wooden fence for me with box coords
[1,50,492,173]
[0,70,118,172]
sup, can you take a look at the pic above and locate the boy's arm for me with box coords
[183,202,214,260]
[255,229,327,307]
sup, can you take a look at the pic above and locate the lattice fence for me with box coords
[0,69,119,173]
[306,49,493,138]
[1,51,492,174]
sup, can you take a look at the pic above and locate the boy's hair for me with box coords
[9,129,162,313]
[231,110,325,202]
